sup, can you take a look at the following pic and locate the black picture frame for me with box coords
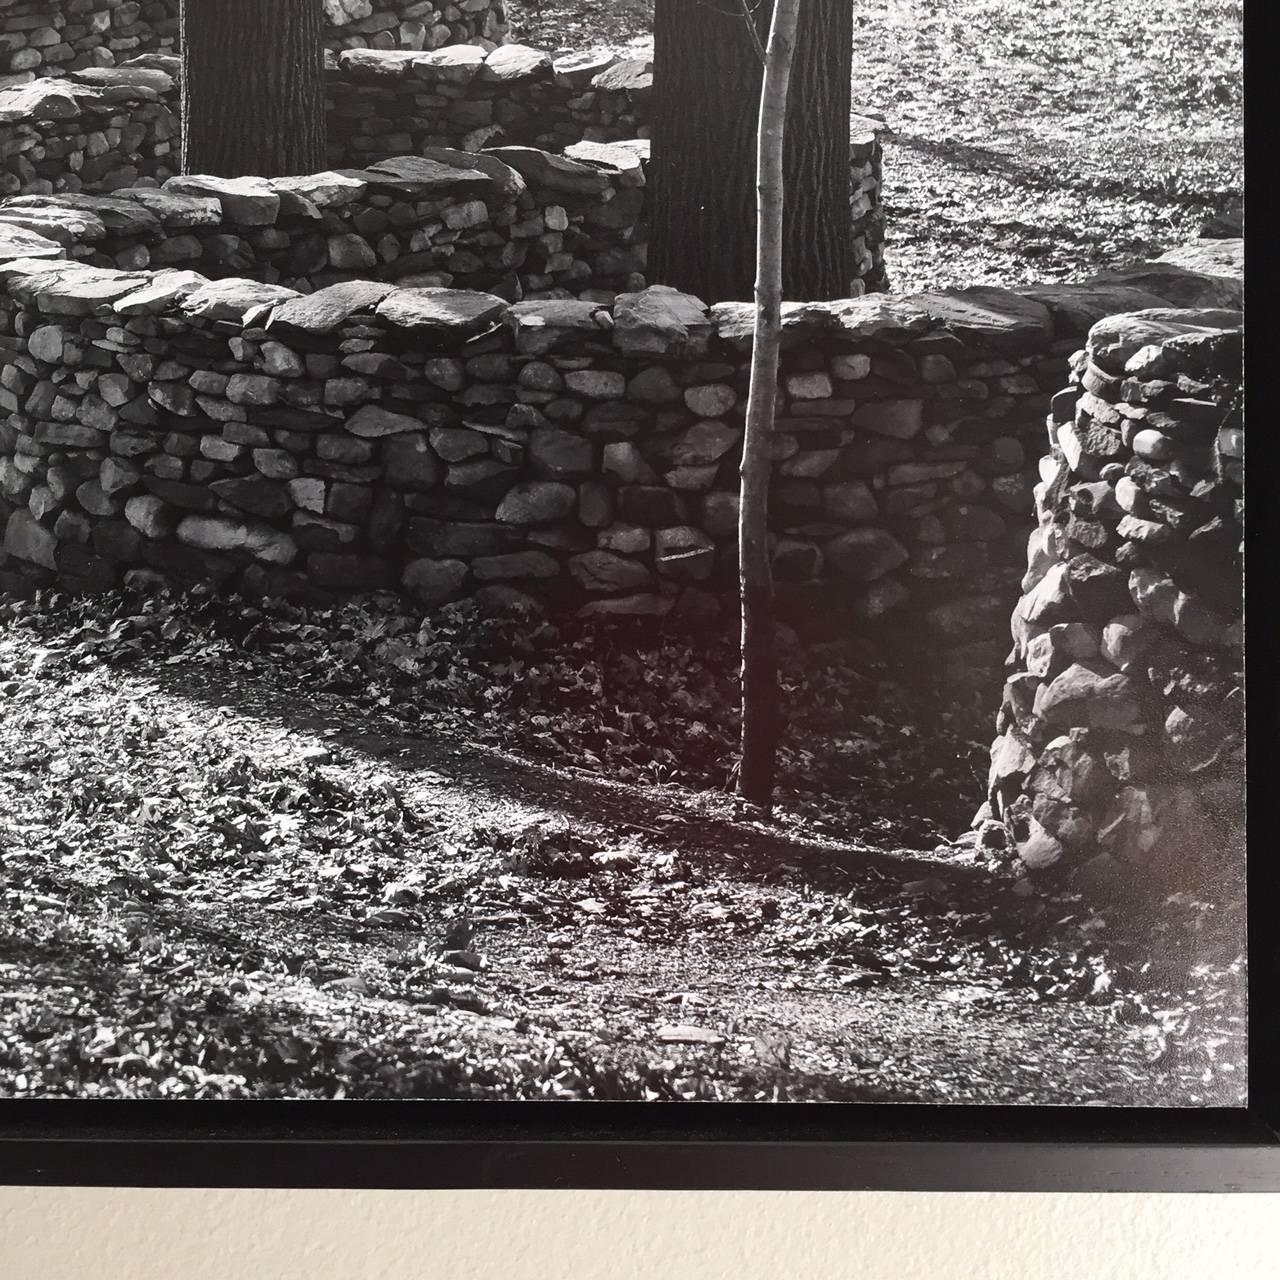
[0,2,1272,1199]
[0,1096,1276,1190]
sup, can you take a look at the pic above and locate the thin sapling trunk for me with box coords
[737,0,801,811]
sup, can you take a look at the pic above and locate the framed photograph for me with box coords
[0,0,1273,1191]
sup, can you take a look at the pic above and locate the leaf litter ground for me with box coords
[0,1,1247,1104]
[0,588,1245,1102]
[508,0,1243,291]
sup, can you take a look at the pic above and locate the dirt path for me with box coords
[0,616,1243,1104]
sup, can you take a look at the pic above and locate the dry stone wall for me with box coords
[325,45,651,156]
[0,227,1240,695]
[0,51,887,292]
[0,145,649,301]
[0,66,176,196]
[0,1,507,85]
[976,306,1243,897]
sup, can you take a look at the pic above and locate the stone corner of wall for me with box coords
[979,301,1243,904]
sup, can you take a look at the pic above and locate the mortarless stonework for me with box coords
[0,187,1240,700]
[976,296,1243,896]
[0,145,652,300]
[0,0,508,85]
[0,52,887,292]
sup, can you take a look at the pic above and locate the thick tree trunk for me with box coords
[737,0,800,811]
[650,0,853,303]
[181,0,326,178]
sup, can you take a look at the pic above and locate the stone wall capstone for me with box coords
[0,0,508,86]
[975,304,1243,898]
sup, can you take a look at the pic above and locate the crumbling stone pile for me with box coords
[0,1,506,87]
[0,143,648,299]
[0,241,1239,694]
[978,306,1244,897]
[0,63,176,196]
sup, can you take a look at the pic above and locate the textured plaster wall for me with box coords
[1,1189,1277,1279]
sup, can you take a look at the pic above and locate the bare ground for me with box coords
[0,591,1246,1102]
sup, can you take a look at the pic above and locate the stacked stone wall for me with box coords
[977,308,1243,896]
[0,145,649,301]
[0,229,1239,694]
[326,46,652,156]
[0,1,507,85]
[0,69,176,196]
[0,51,887,291]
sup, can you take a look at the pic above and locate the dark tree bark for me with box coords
[649,0,854,303]
[181,0,326,178]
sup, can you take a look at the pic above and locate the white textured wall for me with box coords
[2,1190,1277,1278]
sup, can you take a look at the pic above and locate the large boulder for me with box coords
[115,270,207,317]
[568,550,653,593]
[1155,238,1242,279]
[5,193,161,238]
[1086,308,1242,376]
[1086,264,1241,312]
[504,300,610,355]
[710,294,930,349]
[355,155,497,201]
[1032,662,1143,731]
[480,44,554,84]
[26,265,149,316]
[346,405,425,438]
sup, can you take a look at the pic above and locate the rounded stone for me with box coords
[565,370,626,400]
[626,366,682,404]
[1131,428,1175,462]
[824,527,909,583]
[403,557,469,606]
[682,383,737,417]
[495,480,577,524]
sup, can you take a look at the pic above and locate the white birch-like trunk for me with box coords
[737,0,801,810]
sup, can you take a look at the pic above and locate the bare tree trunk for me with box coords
[650,0,852,303]
[181,0,326,178]
[737,0,800,811]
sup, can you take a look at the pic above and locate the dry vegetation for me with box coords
[0,588,1246,1101]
